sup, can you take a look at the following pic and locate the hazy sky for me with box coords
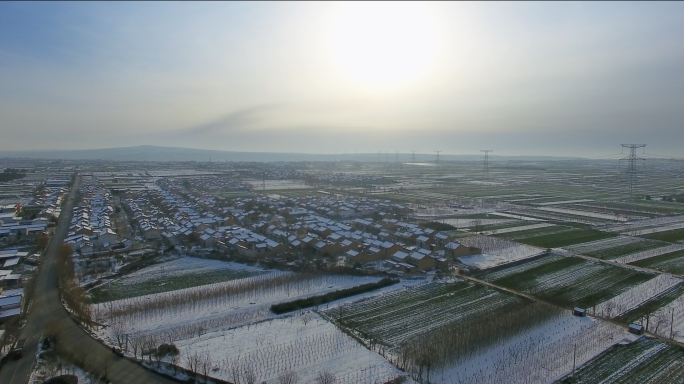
[1,1,684,157]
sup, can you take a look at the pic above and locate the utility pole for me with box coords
[434,151,442,166]
[481,150,493,186]
[620,144,646,201]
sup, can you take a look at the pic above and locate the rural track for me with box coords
[0,175,177,384]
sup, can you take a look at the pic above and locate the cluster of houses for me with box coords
[0,249,29,288]
[114,177,481,274]
[0,184,56,245]
[0,287,24,322]
[63,178,120,254]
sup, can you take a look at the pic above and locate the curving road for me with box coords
[0,176,176,384]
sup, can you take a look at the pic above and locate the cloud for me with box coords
[185,104,282,135]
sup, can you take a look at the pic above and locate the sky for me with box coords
[1,1,684,157]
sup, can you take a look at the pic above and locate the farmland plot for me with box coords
[601,215,684,234]
[90,257,264,302]
[477,256,655,308]
[481,223,557,235]
[565,236,670,260]
[324,280,566,383]
[643,228,684,242]
[630,249,684,275]
[455,236,546,269]
[95,273,381,339]
[593,274,682,318]
[497,226,616,249]
[615,243,684,264]
[557,337,684,384]
[434,316,630,384]
[171,312,403,384]
[617,283,684,333]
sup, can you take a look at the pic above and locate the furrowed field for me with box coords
[474,253,655,309]
[324,279,569,382]
[557,337,684,384]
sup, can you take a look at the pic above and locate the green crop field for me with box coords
[557,338,684,384]
[643,228,684,242]
[476,255,655,308]
[617,283,684,324]
[496,226,616,248]
[90,258,263,303]
[630,250,684,275]
[583,239,670,260]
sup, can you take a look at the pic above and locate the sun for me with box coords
[331,2,438,87]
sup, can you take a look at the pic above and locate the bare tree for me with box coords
[111,321,125,350]
[315,371,336,384]
[278,370,299,384]
[129,335,143,359]
[243,362,258,384]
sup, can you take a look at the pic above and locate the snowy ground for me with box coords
[536,207,627,221]
[95,273,383,340]
[441,218,513,228]
[615,244,684,264]
[490,212,545,221]
[173,312,404,384]
[456,236,546,269]
[430,315,633,384]
[119,256,264,283]
[89,256,266,302]
[482,223,556,235]
[29,339,96,384]
[593,274,682,318]
[565,236,643,255]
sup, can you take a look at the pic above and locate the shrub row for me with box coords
[270,277,398,314]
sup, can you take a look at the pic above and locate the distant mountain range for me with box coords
[0,145,582,163]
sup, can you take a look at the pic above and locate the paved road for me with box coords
[0,176,177,384]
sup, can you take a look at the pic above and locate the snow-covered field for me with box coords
[174,312,403,384]
[536,206,626,221]
[430,315,632,384]
[565,236,643,255]
[482,223,556,235]
[440,218,512,228]
[490,211,545,221]
[456,236,546,269]
[535,199,595,206]
[90,256,265,302]
[602,215,684,234]
[118,257,263,284]
[626,222,684,236]
[647,292,684,343]
[95,273,381,338]
[616,244,684,264]
[594,274,682,318]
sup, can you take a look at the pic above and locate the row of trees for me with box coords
[101,273,358,323]
[56,243,94,326]
[393,302,565,383]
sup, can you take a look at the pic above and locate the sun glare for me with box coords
[331,2,438,87]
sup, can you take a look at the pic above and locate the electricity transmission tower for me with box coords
[481,150,493,186]
[620,144,646,200]
[411,151,415,164]
[434,151,442,166]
